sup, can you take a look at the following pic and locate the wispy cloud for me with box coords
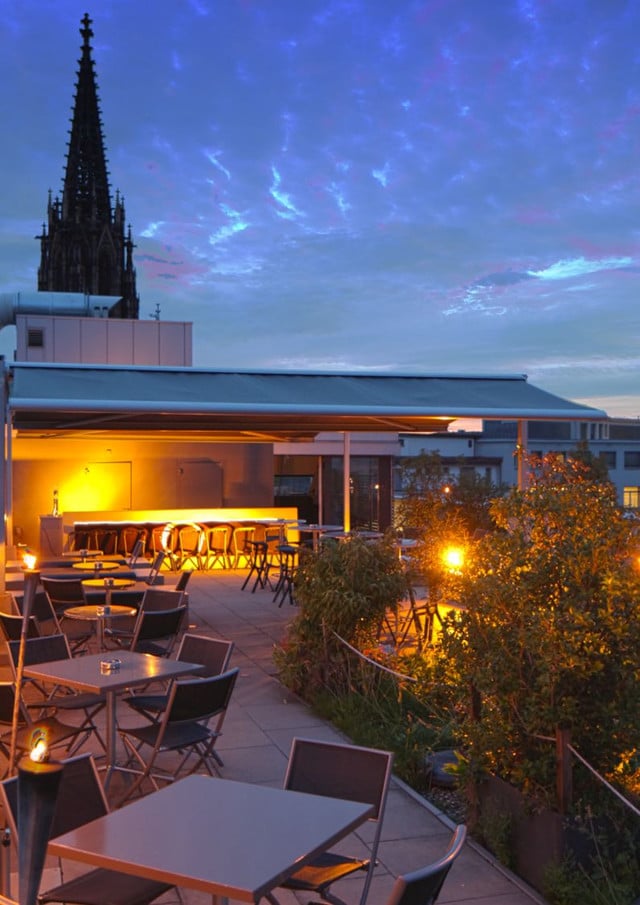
[528,256,633,280]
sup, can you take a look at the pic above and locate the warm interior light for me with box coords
[442,546,464,571]
[22,552,37,571]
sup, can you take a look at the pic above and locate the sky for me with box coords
[0,0,639,419]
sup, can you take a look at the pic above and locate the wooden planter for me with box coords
[476,775,574,894]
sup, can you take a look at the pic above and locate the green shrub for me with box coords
[274,533,407,698]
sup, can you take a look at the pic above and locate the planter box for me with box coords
[477,775,567,894]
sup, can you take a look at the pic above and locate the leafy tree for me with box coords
[436,453,640,809]
[395,452,504,597]
[568,439,611,483]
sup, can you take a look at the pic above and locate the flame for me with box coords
[22,552,37,571]
[29,732,48,763]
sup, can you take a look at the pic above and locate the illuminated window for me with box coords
[623,487,640,508]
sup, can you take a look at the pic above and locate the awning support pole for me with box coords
[343,431,351,533]
[517,419,529,490]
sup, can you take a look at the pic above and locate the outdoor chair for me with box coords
[144,550,167,585]
[172,569,193,591]
[162,569,193,594]
[12,590,64,637]
[7,634,106,753]
[266,737,394,905]
[230,523,256,569]
[126,535,145,566]
[139,586,186,611]
[383,825,467,905]
[63,527,99,553]
[104,604,187,657]
[201,523,232,570]
[0,682,91,776]
[117,667,239,803]
[40,577,93,653]
[176,523,206,571]
[123,634,234,722]
[0,752,175,905]
[0,610,40,642]
[102,586,186,646]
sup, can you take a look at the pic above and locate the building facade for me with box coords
[398,418,640,509]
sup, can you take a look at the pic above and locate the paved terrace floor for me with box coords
[3,569,548,905]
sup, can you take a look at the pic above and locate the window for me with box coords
[274,475,314,496]
[599,451,616,469]
[623,451,640,469]
[27,328,44,348]
[623,487,640,508]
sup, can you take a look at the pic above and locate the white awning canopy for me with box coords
[5,362,606,442]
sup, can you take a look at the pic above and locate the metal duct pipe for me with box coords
[0,292,121,329]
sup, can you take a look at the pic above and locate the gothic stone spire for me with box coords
[37,13,139,319]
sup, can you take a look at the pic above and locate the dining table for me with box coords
[72,560,121,572]
[48,773,374,904]
[297,524,344,551]
[22,650,204,789]
[62,603,138,651]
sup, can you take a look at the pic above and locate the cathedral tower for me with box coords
[37,13,139,319]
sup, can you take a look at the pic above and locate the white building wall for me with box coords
[15,314,192,366]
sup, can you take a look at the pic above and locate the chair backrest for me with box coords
[164,668,239,726]
[64,527,98,552]
[207,524,230,550]
[145,551,167,585]
[12,590,61,632]
[7,634,72,672]
[0,681,29,727]
[127,537,144,566]
[175,570,193,591]
[0,611,40,642]
[232,524,255,553]
[95,528,118,556]
[179,523,204,550]
[284,737,394,905]
[131,605,187,655]
[383,826,467,905]
[0,753,109,843]
[140,587,185,611]
[284,737,394,822]
[41,577,87,608]
[176,634,234,676]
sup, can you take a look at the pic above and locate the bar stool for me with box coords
[241,541,270,592]
[272,544,298,607]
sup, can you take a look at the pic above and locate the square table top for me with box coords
[22,650,203,694]
[48,774,374,903]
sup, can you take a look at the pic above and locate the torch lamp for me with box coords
[17,752,62,905]
[8,556,40,775]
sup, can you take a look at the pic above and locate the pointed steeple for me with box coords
[37,13,139,319]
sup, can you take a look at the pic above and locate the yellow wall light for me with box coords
[442,546,464,571]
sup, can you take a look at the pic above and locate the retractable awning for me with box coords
[5,363,605,441]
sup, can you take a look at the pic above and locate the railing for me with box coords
[534,727,640,819]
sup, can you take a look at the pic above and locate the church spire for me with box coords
[37,13,139,319]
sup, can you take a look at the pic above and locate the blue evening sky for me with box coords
[0,0,639,417]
